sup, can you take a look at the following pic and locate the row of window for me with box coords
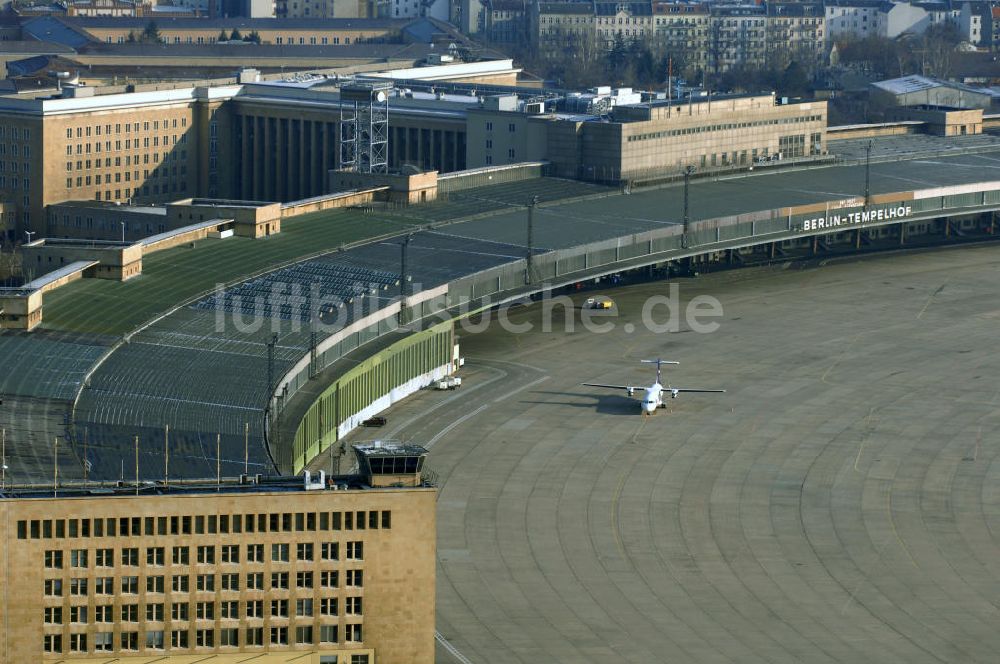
[43,596,361,624]
[43,624,363,654]
[45,542,362,569]
[0,125,29,141]
[44,569,363,596]
[0,175,29,192]
[625,115,824,143]
[65,135,185,155]
[18,510,390,539]
[66,119,187,139]
[66,167,183,189]
[67,149,187,171]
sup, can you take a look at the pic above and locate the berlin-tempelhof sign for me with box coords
[801,205,913,232]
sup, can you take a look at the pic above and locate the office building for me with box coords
[0,445,436,663]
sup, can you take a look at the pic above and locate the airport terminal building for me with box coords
[0,59,827,240]
[0,445,436,664]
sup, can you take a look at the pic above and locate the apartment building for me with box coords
[533,1,596,56]
[0,449,436,663]
[596,1,654,47]
[533,1,823,74]
[653,2,710,72]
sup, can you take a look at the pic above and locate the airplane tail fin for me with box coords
[640,359,679,384]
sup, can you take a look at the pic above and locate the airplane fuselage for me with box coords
[643,384,662,414]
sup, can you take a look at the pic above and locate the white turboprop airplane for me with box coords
[582,359,725,415]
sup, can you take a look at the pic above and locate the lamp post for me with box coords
[525,195,538,284]
[120,221,126,243]
[864,139,874,210]
[682,165,694,247]
[24,230,35,244]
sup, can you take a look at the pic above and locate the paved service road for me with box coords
[348,244,1000,664]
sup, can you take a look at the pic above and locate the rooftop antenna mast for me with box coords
[53,437,58,498]
[164,424,169,489]
[134,435,139,496]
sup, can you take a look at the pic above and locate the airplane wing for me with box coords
[582,382,636,392]
[666,387,725,393]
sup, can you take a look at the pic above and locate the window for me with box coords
[171,630,189,648]
[122,576,139,593]
[485,121,493,131]
[509,123,516,132]
[222,573,239,591]
[322,542,339,560]
[94,632,113,652]
[246,572,264,590]
[346,596,363,615]
[221,544,239,563]
[43,634,62,653]
[320,624,338,643]
[70,633,87,652]
[296,598,313,617]
[147,575,164,593]
[44,606,62,623]
[44,550,63,568]
[246,627,264,645]
[508,148,516,159]
[221,600,239,619]
[297,542,313,561]
[94,605,113,622]
[271,599,288,617]
[121,604,139,622]
[346,624,363,643]
[247,543,264,562]
[296,571,313,588]
[44,579,62,596]
[173,546,189,564]
[196,629,214,647]
[121,631,139,650]
[197,545,215,564]
[221,627,239,646]
[146,630,165,649]
[321,597,338,616]
[122,547,139,566]
[246,600,263,618]
[172,574,190,592]
[70,549,87,567]
[270,626,288,645]
[272,543,289,562]
[347,541,363,560]
[147,546,165,565]
[485,139,493,149]
[196,574,215,592]
[296,625,314,644]
[70,578,87,595]
[271,572,289,590]
[346,569,363,587]
[196,602,214,620]
[146,603,164,621]
[70,605,87,623]
[171,603,189,621]
[321,570,339,588]
[351,655,369,664]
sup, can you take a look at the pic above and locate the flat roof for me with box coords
[355,441,429,457]
[0,473,429,500]
[22,260,98,291]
